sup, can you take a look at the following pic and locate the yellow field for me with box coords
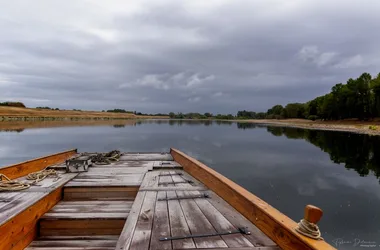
[0,106,167,119]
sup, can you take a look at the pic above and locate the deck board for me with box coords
[150,191,172,250]
[120,153,173,161]
[117,169,279,249]
[167,191,196,249]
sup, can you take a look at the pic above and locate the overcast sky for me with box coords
[1,0,380,113]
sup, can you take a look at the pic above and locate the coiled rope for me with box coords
[295,219,323,240]
[26,168,59,184]
[0,174,30,191]
[84,150,121,165]
[0,167,59,192]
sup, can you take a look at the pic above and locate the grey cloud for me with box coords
[1,0,380,113]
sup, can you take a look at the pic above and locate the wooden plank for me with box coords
[140,171,160,188]
[38,235,120,240]
[171,148,336,250]
[167,191,196,249]
[27,240,117,247]
[0,192,45,225]
[26,248,115,250]
[177,190,227,248]
[189,190,254,248]
[149,191,171,250]
[0,187,62,250]
[63,186,138,200]
[120,153,173,161]
[0,149,77,179]
[172,248,280,250]
[116,191,147,250]
[41,212,129,219]
[153,161,182,169]
[129,191,157,250]
[12,226,37,250]
[40,219,125,229]
[139,186,208,192]
[207,192,277,247]
[19,173,78,192]
[39,219,125,236]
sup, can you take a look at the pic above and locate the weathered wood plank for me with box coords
[171,148,335,250]
[26,248,115,250]
[167,191,196,249]
[41,212,129,219]
[28,240,117,247]
[207,192,277,247]
[63,186,138,200]
[18,173,78,192]
[140,171,160,188]
[177,190,227,248]
[38,235,120,240]
[115,191,147,250]
[120,153,173,161]
[0,187,62,250]
[129,191,157,250]
[149,191,171,250]
[39,219,125,236]
[139,186,208,191]
[153,161,182,169]
[0,192,45,225]
[189,190,254,248]
[172,247,280,250]
[0,149,77,180]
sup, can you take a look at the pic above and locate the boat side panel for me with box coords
[170,148,336,250]
[0,187,62,250]
[0,149,77,180]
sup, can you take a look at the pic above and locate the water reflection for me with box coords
[263,126,380,180]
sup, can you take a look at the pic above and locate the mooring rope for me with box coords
[0,174,30,191]
[26,167,59,184]
[0,167,59,192]
[85,150,121,165]
[295,219,323,240]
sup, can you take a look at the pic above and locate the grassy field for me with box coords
[0,106,167,120]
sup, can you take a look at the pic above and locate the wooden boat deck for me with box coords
[0,150,335,250]
[117,170,278,250]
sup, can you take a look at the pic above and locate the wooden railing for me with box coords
[170,148,336,250]
[0,149,77,179]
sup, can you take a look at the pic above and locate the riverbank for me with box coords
[234,119,380,135]
[0,106,167,121]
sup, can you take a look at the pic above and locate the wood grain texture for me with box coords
[167,191,196,249]
[177,190,227,248]
[0,187,62,250]
[149,191,171,250]
[129,191,157,250]
[171,148,336,250]
[207,192,277,247]
[0,149,77,179]
[63,186,139,200]
[116,191,147,250]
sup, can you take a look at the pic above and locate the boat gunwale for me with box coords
[170,147,336,250]
[0,148,77,179]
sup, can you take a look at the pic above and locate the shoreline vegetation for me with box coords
[0,106,168,121]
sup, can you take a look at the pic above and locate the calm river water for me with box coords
[1,120,379,249]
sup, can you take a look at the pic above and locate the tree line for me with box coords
[0,102,26,108]
[169,112,235,120]
[237,72,380,120]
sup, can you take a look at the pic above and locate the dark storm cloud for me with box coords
[1,0,380,113]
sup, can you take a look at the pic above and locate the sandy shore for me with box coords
[233,119,380,136]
